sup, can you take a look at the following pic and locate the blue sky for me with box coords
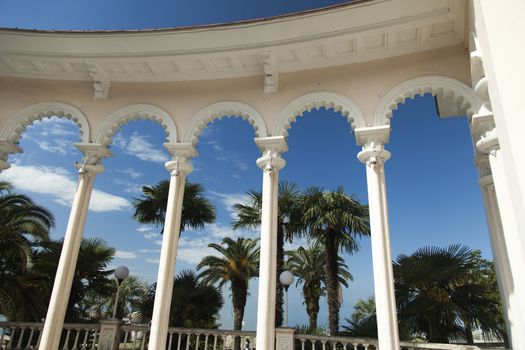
[0,0,491,331]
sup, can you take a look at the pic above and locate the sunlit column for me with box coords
[356,126,399,350]
[148,143,196,350]
[476,155,515,345]
[473,113,525,348]
[254,136,287,350]
[39,144,110,350]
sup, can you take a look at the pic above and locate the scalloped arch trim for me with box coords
[374,76,483,126]
[272,92,366,137]
[0,102,91,144]
[182,101,268,145]
[94,104,177,146]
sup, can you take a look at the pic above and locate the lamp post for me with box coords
[279,270,294,327]
[112,266,129,319]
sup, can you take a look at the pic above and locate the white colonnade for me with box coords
[39,144,110,350]
[148,144,196,350]
[356,126,400,350]
[473,112,525,348]
[254,136,287,350]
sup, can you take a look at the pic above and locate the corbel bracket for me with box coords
[257,52,279,94]
[86,61,111,100]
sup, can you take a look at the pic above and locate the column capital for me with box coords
[355,126,391,165]
[0,139,22,172]
[255,136,287,171]
[475,155,494,189]
[471,112,499,154]
[74,143,111,175]
[164,143,197,175]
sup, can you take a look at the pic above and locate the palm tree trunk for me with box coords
[275,224,284,328]
[324,231,340,336]
[232,280,248,350]
[304,285,320,331]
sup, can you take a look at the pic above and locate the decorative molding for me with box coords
[257,52,279,93]
[75,143,112,166]
[182,101,268,145]
[355,126,391,164]
[0,102,91,145]
[469,32,485,88]
[374,76,483,126]
[94,104,177,146]
[273,91,366,137]
[86,61,111,99]
[471,112,498,154]
[255,136,287,171]
[164,143,197,175]
[0,139,21,172]
[0,0,466,83]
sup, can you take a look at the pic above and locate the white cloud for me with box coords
[208,191,249,219]
[113,132,168,164]
[137,226,153,233]
[115,250,139,259]
[139,248,161,254]
[146,258,160,264]
[177,237,219,265]
[0,164,130,212]
[117,167,143,179]
[113,178,143,194]
[144,232,159,240]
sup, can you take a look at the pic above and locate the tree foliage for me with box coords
[133,179,216,232]
[136,270,223,328]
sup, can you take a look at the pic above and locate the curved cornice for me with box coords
[0,0,466,84]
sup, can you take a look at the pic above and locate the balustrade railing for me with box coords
[0,322,486,350]
[0,322,99,350]
[293,333,377,350]
[119,324,255,350]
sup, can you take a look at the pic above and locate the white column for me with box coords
[39,144,110,350]
[254,136,287,350]
[473,114,525,348]
[356,126,399,350]
[148,144,195,350]
[476,156,514,345]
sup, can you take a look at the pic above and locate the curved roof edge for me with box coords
[0,0,365,33]
[0,0,467,90]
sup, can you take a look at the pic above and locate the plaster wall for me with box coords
[0,45,470,146]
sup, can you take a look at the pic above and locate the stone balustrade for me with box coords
[0,322,487,350]
[292,333,377,350]
[0,322,99,350]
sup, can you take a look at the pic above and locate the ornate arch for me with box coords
[374,76,483,126]
[182,101,268,145]
[94,104,177,146]
[272,91,366,137]
[0,101,91,144]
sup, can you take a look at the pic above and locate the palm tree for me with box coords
[286,245,352,330]
[0,182,54,321]
[136,270,223,328]
[25,237,115,322]
[343,297,378,338]
[0,181,54,275]
[233,181,302,326]
[300,187,370,335]
[394,245,503,343]
[198,237,259,350]
[132,179,216,232]
[81,276,149,320]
